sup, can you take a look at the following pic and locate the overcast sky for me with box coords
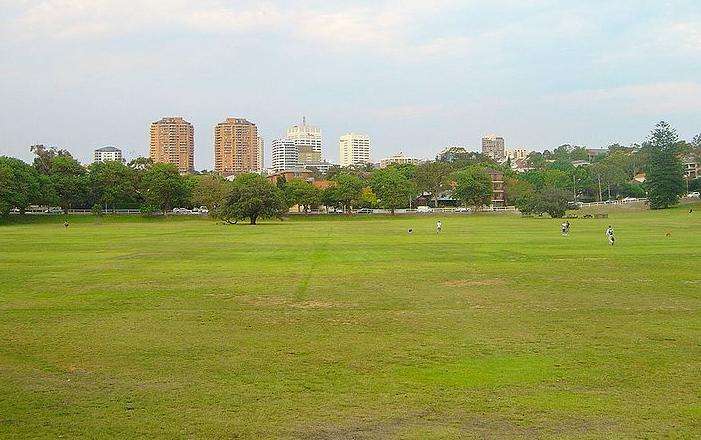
[1,0,700,169]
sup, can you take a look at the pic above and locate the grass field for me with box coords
[1,206,700,439]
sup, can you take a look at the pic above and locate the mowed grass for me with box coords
[0,206,699,439]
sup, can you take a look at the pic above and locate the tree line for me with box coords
[1,121,698,223]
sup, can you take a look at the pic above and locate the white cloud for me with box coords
[549,82,701,115]
[1,0,472,58]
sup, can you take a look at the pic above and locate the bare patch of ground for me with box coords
[443,279,504,288]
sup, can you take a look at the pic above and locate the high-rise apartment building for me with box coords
[149,117,194,173]
[257,137,264,171]
[93,146,125,163]
[286,117,322,165]
[481,134,505,161]
[271,139,299,172]
[214,118,260,176]
[339,133,371,167]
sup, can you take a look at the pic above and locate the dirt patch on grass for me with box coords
[239,296,289,307]
[292,412,619,439]
[290,300,337,309]
[443,279,504,288]
[238,296,346,310]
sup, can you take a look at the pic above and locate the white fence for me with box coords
[576,198,648,208]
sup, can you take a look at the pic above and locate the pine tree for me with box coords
[645,122,685,209]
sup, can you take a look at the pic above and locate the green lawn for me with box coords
[1,207,700,439]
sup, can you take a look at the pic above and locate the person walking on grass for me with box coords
[436,220,442,234]
[605,225,615,245]
[561,221,570,236]
[64,219,70,229]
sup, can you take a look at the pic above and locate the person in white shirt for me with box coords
[436,220,442,234]
[605,225,615,245]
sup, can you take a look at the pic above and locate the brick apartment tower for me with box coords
[149,117,194,173]
[214,118,260,176]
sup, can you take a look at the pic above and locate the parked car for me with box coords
[687,192,700,198]
[455,207,470,213]
[417,206,434,213]
[621,197,638,202]
[355,208,373,214]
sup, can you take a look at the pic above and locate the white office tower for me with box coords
[271,139,299,172]
[257,136,264,171]
[286,117,322,164]
[339,133,371,167]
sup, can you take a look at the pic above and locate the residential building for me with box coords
[257,137,264,171]
[683,156,699,179]
[267,169,313,185]
[149,117,194,173]
[93,146,125,163]
[511,158,532,173]
[339,132,371,167]
[303,160,336,175]
[485,168,506,207]
[286,117,322,165]
[379,152,421,168]
[586,148,608,162]
[271,138,299,172]
[482,134,505,161]
[506,148,528,161]
[214,118,260,176]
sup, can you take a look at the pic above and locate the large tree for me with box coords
[284,179,320,213]
[219,173,287,224]
[331,173,364,213]
[140,163,190,212]
[88,160,137,211]
[415,161,451,207]
[645,121,685,209]
[453,166,493,209]
[30,144,71,175]
[534,187,570,218]
[370,167,416,214]
[0,157,41,215]
[47,154,88,213]
[191,174,231,214]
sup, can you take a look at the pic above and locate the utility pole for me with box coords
[597,175,603,202]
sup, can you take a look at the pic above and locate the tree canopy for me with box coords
[453,166,493,208]
[219,173,287,224]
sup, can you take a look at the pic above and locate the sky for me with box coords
[1,0,700,169]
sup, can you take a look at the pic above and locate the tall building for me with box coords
[214,118,260,176]
[149,117,194,173]
[257,137,264,171]
[286,117,322,164]
[93,146,125,163]
[379,152,421,168]
[339,133,371,167]
[481,134,505,161]
[271,139,299,172]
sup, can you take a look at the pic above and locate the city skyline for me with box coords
[1,1,700,168]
